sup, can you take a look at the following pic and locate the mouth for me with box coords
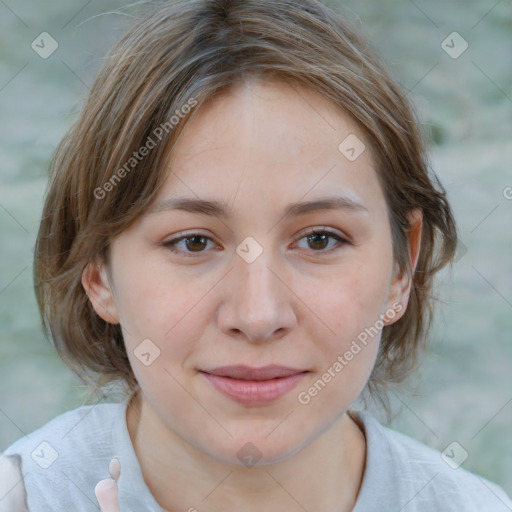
[199,364,308,380]
[198,365,310,405]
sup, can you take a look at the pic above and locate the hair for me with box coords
[34,0,458,411]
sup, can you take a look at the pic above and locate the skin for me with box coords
[85,77,422,512]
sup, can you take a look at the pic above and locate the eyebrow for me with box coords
[148,195,368,218]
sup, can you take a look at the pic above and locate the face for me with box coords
[83,78,421,465]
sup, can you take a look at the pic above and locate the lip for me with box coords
[199,365,309,406]
[201,364,307,380]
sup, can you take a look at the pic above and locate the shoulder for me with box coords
[351,410,512,511]
[2,401,123,460]
[1,401,126,511]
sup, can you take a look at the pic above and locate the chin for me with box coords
[200,426,308,468]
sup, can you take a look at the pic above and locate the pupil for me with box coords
[309,233,327,250]
[187,236,207,252]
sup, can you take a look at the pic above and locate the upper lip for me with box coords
[200,365,308,381]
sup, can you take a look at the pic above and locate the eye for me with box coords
[163,232,218,257]
[295,228,349,253]
[163,228,350,258]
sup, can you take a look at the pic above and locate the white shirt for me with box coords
[1,399,511,511]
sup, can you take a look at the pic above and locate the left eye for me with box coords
[163,229,348,256]
[295,229,348,252]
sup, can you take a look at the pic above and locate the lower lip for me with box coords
[201,371,308,406]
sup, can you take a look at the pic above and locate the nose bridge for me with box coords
[235,239,283,318]
[239,247,279,303]
[219,235,295,341]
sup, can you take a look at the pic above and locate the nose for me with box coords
[216,241,297,344]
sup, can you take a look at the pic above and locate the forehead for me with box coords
[152,78,385,219]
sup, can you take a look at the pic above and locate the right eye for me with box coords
[162,232,219,257]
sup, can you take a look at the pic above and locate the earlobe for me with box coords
[384,209,423,325]
[81,260,120,324]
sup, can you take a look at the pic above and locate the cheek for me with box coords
[324,257,392,337]
[296,339,379,422]
[302,246,392,387]
[296,269,386,412]
[115,262,214,376]
[114,256,194,334]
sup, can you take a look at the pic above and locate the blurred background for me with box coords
[1,0,511,497]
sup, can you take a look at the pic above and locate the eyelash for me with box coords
[163,228,350,257]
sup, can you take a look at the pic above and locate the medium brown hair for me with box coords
[34,0,457,407]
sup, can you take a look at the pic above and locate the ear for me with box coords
[383,208,423,325]
[81,259,120,324]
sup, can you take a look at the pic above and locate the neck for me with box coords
[126,391,366,512]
